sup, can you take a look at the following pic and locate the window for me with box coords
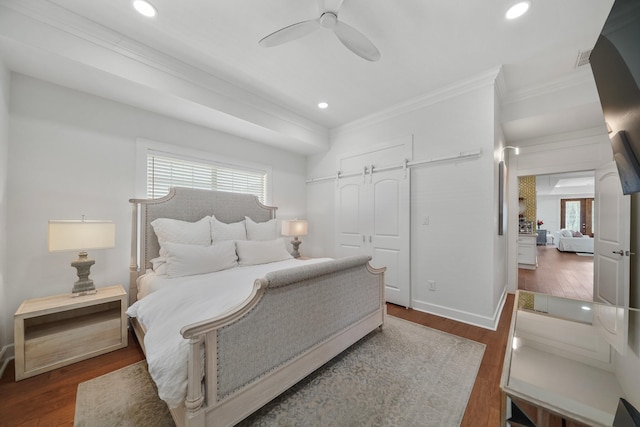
[560,198,594,236]
[146,152,268,203]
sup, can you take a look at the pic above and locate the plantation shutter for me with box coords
[147,153,267,203]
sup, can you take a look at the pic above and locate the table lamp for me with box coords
[281,219,308,258]
[48,218,115,296]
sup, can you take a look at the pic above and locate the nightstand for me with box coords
[14,285,127,380]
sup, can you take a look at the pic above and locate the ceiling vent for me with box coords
[575,49,593,68]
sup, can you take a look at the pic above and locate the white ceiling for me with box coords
[536,171,595,196]
[0,0,615,154]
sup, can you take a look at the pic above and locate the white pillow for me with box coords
[560,229,573,238]
[151,216,211,246]
[245,216,278,241]
[149,256,168,274]
[162,241,238,278]
[236,238,292,266]
[210,215,246,242]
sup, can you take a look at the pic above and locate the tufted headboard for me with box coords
[128,187,277,303]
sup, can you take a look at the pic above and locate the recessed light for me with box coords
[318,102,329,109]
[581,305,592,311]
[506,1,530,19]
[133,0,157,18]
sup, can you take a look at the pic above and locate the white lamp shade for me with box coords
[48,220,115,252]
[281,219,308,237]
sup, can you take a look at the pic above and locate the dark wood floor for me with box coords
[518,245,593,301]
[0,330,145,427]
[0,295,515,427]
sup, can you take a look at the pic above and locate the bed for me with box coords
[556,229,594,253]
[126,187,386,427]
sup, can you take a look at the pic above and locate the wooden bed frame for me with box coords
[129,187,386,427]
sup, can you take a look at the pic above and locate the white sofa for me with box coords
[556,229,594,253]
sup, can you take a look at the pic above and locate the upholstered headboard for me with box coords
[128,187,277,303]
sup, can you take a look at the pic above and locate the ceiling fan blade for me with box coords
[332,21,381,61]
[259,19,320,47]
[317,0,343,14]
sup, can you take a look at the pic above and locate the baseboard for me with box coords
[0,344,15,380]
[411,288,508,331]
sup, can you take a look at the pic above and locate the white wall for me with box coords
[3,74,308,343]
[0,61,9,356]
[307,76,506,329]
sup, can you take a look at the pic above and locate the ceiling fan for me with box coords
[259,0,381,62]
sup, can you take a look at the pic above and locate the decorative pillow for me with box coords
[245,216,278,241]
[151,216,211,247]
[572,230,583,237]
[149,256,168,274]
[161,240,238,278]
[560,229,573,238]
[236,238,292,266]
[210,215,246,242]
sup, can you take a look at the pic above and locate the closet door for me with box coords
[336,176,368,257]
[370,169,410,307]
[336,169,410,307]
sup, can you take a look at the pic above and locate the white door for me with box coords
[336,169,410,307]
[593,161,630,353]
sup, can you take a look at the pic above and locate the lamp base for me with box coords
[290,237,302,259]
[71,252,97,296]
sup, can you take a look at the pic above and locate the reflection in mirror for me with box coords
[505,291,640,425]
[517,291,594,324]
[517,291,632,354]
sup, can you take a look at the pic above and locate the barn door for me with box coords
[336,167,410,307]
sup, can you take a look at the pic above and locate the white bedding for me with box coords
[557,236,594,253]
[126,258,331,408]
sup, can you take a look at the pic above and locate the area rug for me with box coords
[576,252,594,257]
[75,316,485,427]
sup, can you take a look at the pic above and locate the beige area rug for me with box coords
[75,316,485,427]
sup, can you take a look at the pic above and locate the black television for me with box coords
[590,0,640,194]
[614,398,640,427]
[611,130,640,194]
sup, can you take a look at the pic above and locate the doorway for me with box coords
[517,171,595,301]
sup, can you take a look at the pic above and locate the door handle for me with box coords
[612,250,624,255]
[626,251,636,256]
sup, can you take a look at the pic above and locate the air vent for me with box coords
[575,49,593,67]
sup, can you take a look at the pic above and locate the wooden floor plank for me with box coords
[518,245,593,301]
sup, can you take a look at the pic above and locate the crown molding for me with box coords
[494,66,508,104]
[332,67,501,137]
[500,66,596,106]
[510,125,608,147]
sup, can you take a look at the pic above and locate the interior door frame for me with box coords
[509,165,599,294]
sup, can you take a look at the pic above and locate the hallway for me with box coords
[518,245,593,301]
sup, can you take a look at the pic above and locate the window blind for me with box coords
[147,153,267,203]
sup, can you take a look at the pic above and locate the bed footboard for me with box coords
[177,255,385,427]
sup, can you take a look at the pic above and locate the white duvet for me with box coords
[126,258,331,408]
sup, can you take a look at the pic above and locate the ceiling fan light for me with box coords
[133,0,157,18]
[506,1,530,20]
